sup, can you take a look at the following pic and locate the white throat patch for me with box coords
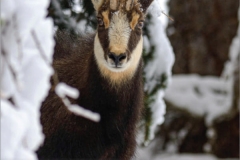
[94,33,143,85]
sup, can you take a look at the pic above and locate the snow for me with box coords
[137,2,239,159]
[136,145,218,160]
[1,0,54,159]
[76,19,94,33]
[154,154,217,160]
[67,104,100,122]
[137,144,239,160]
[136,137,237,160]
[72,0,83,13]
[221,4,240,110]
[149,0,170,28]
[144,16,175,93]
[203,143,212,152]
[55,83,100,122]
[148,0,162,17]
[55,82,79,99]
[164,74,232,125]
[141,0,175,145]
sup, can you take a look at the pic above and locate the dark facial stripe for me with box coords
[127,27,142,59]
[97,26,110,60]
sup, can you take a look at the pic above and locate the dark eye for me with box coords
[97,17,104,27]
[137,21,144,29]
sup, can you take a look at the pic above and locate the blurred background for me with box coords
[2,0,239,159]
[48,0,240,159]
[138,0,239,159]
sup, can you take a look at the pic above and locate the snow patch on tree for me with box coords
[139,0,175,145]
[149,0,170,29]
[164,75,233,125]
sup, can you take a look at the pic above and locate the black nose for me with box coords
[108,53,127,67]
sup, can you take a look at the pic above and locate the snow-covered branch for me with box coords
[1,0,54,159]
[1,1,102,159]
[139,0,175,145]
[55,83,100,122]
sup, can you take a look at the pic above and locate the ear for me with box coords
[140,0,154,13]
[91,0,104,12]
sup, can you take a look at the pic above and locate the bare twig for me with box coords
[0,47,21,101]
[32,29,60,93]
[31,30,51,64]
[31,29,60,89]
[13,14,24,60]
[0,14,22,102]
[52,71,60,90]
[161,11,174,22]
[1,47,17,83]
[1,16,18,84]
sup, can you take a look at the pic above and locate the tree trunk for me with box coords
[156,0,239,158]
[167,0,239,76]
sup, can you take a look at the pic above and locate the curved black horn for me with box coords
[126,0,135,11]
[140,0,154,12]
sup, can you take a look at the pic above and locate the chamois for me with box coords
[37,0,153,159]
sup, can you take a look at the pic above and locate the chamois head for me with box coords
[91,0,153,84]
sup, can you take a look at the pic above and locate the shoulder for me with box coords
[54,30,95,60]
[48,30,95,88]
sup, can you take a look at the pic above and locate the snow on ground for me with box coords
[136,145,239,160]
[150,154,217,160]
[136,145,218,160]
[137,153,217,160]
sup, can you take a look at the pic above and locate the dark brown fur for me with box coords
[37,31,144,159]
[37,0,154,159]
